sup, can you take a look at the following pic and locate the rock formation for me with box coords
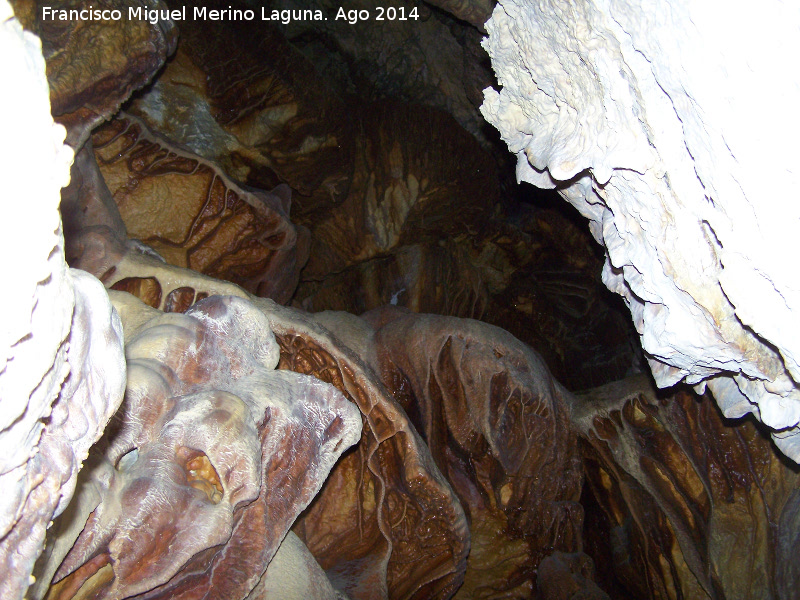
[3,0,800,598]
[91,114,308,302]
[47,237,800,600]
[480,0,800,461]
[127,1,640,391]
[0,3,128,598]
[10,0,177,148]
[40,293,361,600]
[575,375,800,599]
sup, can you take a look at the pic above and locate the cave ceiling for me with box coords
[2,0,800,599]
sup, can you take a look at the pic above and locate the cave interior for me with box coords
[3,1,800,599]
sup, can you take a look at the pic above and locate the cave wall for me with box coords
[0,2,126,597]
[4,0,800,597]
[480,0,800,461]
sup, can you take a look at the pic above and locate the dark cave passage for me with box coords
[116,0,645,392]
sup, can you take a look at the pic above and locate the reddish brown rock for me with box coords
[79,262,471,599]
[91,114,309,302]
[296,241,489,320]
[256,301,471,600]
[66,246,800,599]
[42,294,361,599]
[10,0,177,148]
[573,375,800,600]
[120,2,638,390]
[360,307,586,598]
[298,100,501,279]
[109,276,162,308]
[130,11,355,219]
[288,96,635,390]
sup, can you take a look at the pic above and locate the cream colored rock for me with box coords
[481,0,800,461]
[250,532,348,600]
[0,1,73,495]
[0,3,125,597]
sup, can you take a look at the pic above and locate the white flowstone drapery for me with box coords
[480,0,800,461]
[0,2,127,597]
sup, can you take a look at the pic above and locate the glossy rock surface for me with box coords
[42,294,361,599]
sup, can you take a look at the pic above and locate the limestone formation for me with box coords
[481,0,800,461]
[0,3,125,598]
[10,0,177,149]
[263,303,471,600]
[129,12,355,219]
[574,375,800,599]
[362,307,586,597]
[91,114,308,302]
[41,293,361,599]
[128,6,638,389]
[259,0,493,144]
[5,0,800,598]
[49,234,800,599]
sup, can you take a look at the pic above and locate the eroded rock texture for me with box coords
[10,0,177,148]
[125,5,638,390]
[573,375,800,600]
[43,229,800,599]
[0,4,125,598]
[8,1,800,598]
[71,248,603,598]
[361,307,587,598]
[90,114,308,302]
[481,0,800,461]
[129,9,354,219]
[39,293,361,599]
[258,301,470,600]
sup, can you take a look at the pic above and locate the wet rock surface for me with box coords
[5,0,800,598]
[125,2,638,390]
[41,294,361,600]
[574,375,800,600]
[56,248,800,600]
[91,114,308,302]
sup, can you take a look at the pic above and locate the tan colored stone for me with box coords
[573,375,800,599]
[10,0,176,148]
[92,114,308,302]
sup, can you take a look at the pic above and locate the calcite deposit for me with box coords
[5,0,800,598]
[258,0,493,144]
[38,293,361,599]
[11,0,177,148]
[481,0,800,461]
[0,3,125,598]
[261,303,471,600]
[53,235,800,598]
[362,307,585,597]
[127,4,638,390]
[91,114,308,302]
[574,375,800,600]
